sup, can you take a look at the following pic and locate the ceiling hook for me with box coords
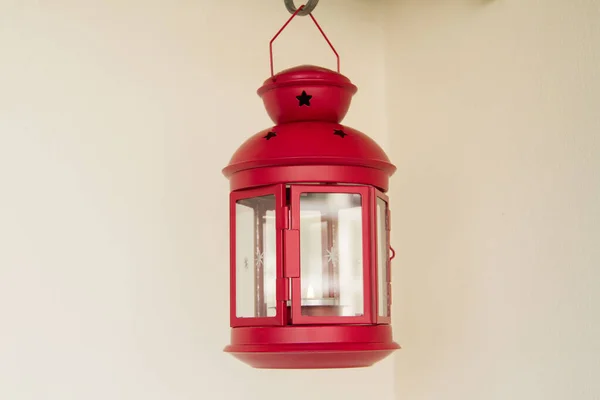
[284,0,319,16]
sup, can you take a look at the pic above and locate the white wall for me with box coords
[0,1,393,399]
[384,0,600,399]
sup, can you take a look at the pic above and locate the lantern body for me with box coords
[223,65,399,369]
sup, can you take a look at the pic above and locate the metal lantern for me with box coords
[223,4,399,369]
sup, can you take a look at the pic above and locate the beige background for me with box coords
[0,1,598,399]
[386,1,600,399]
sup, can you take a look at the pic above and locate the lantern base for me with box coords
[224,325,400,369]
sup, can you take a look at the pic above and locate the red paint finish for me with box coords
[259,66,354,124]
[223,58,398,368]
[225,325,400,369]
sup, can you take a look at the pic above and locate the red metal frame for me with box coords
[288,185,373,325]
[375,190,392,324]
[225,324,400,369]
[230,184,287,327]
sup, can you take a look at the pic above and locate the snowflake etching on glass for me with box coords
[255,248,264,269]
[325,246,339,267]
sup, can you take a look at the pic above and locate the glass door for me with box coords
[289,185,372,325]
[230,185,286,327]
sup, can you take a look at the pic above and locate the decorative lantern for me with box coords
[223,2,399,369]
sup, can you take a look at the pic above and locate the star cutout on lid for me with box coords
[296,90,312,106]
[333,129,347,138]
[264,131,277,140]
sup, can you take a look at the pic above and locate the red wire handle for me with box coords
[390,246,396,261]
[269,5,340,79]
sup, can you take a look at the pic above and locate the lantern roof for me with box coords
[257,65,357,95]
[222,122,395,178]
[222,65,396,190]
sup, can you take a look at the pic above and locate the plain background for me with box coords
[386,1,600,399]
[0,1,598,399]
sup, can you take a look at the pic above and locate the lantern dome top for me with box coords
[222,64,396,192]
[257,65,357,125]
[258,65,356,94]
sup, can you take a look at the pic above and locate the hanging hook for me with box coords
[284,0,319,16]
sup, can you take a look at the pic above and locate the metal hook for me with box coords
[284,0,319,16]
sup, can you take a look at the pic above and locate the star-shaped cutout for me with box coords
[296,90,312,106]
[264,131,277,140]
[333,129,347,138]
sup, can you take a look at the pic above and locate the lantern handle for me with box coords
[269,5,340,79]
[390,246,396,261]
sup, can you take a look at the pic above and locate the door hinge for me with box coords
[283,229,300,278]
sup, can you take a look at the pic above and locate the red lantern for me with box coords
[223,5,399,369]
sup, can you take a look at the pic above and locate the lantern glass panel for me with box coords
[377,197,390,318]
[235,195,277,318]
[299,192,364,317]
